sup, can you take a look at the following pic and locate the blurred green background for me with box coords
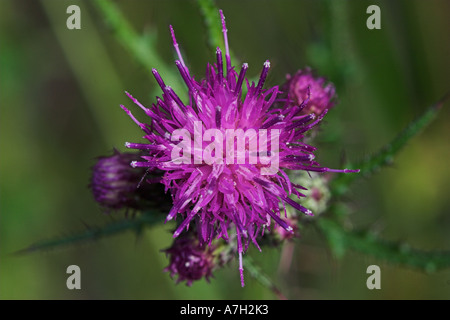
[1,0,450,299]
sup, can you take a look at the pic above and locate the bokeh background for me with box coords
[1,0,450,299]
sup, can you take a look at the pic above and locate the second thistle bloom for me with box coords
[283,67,336,116]
[163,233,216,286]
[90,150,169,212]
[91,151,147,210]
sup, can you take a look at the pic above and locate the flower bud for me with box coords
[163,234,216,286]
[90,150,165,211]
[283,68,336,116]
[289,171,331,216]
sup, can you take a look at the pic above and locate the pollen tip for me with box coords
[125,142,131,148]
[243,62,248,68]
[264,60,270,68]
[219,9,226,27]
[130,161,137,168]
[125,91,134,100]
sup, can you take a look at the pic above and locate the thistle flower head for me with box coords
[90,151,147,210]
[163,233,216,286]
[121,10,358,286]
[283,68,336,116]
[90,150,168,211]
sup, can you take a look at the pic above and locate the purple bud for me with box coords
[90,150,167,211]
[283,67,336,116]
[163,234,216,286]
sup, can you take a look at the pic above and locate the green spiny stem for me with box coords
[330,94,449,197]
[196,0,239,68]
[318,218,450,272]
[244,256,287,300]
[17,211,165,255]
[195,0,258,93]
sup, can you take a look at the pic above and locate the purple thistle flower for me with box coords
[121,10,358,286]
[282,68,336,116]
[163,233,216,286]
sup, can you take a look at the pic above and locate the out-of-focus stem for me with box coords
[93,0,183,97]
[40,0,127,145]
[244,256,287,300]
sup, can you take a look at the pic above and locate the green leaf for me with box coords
[331,94,449,196]
[17,210,165,254]
[318,218,450,272]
